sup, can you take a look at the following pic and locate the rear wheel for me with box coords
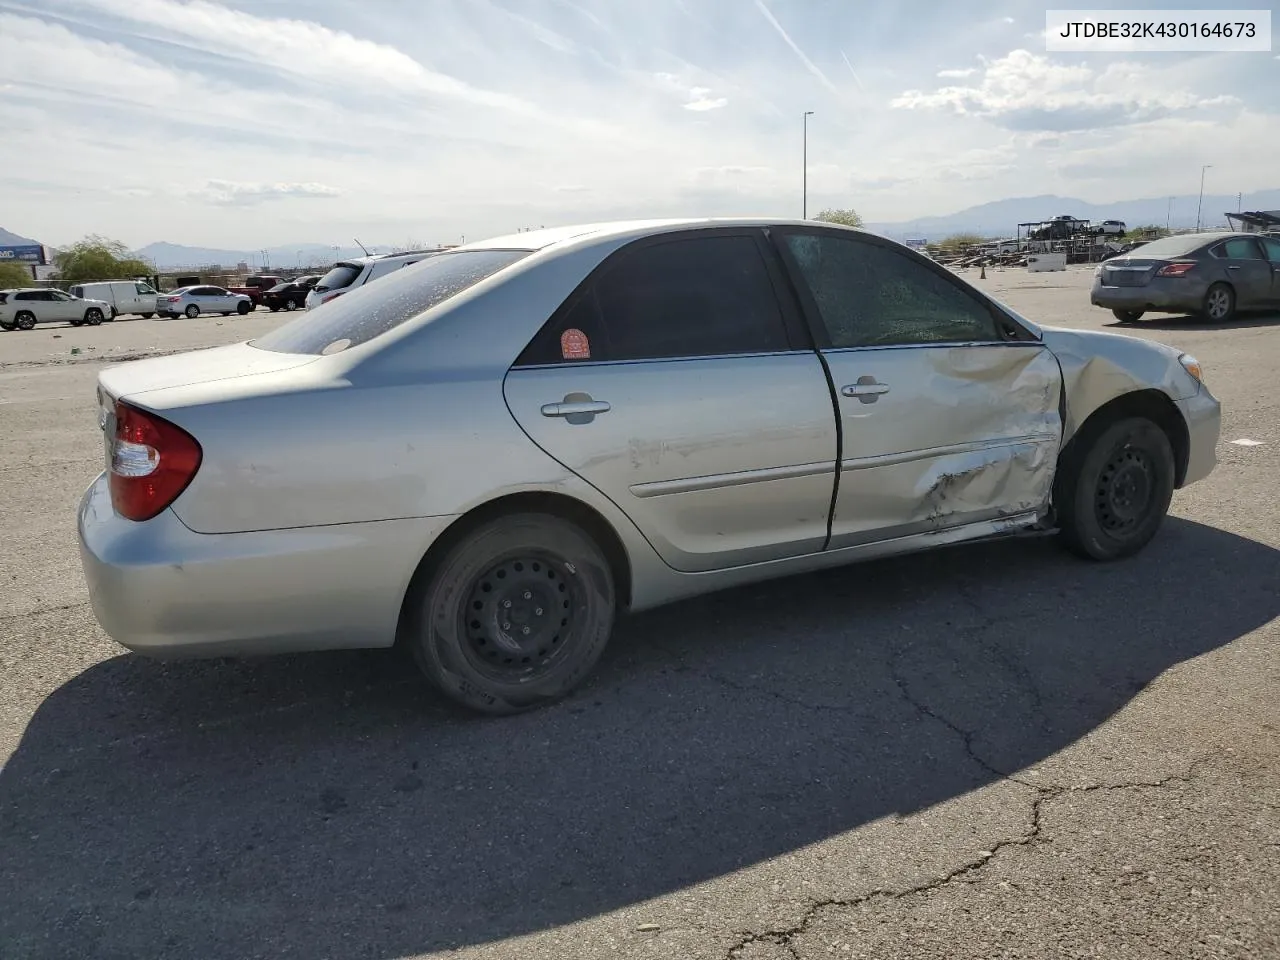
[14,311,36,331]
[184,304,200,319]
[1202,283,1235,323]
[406,513,616,715]
[0,319,15,331]
[1111,308,1144,323]
[1055,416,1175,561]
[84,308,104,326]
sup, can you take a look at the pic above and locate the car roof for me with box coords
[454,217,865,254]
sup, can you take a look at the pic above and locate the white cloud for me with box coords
[195,181,342,206]
[892,49,1237,131]
[684,88,728,111]
[937,68,978,79]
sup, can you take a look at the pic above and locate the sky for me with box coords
[0,0,1276,249]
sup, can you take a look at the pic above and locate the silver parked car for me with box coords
[79,219,1220,714]
[1092,231,1280,323]
[156,285,253,319]
[0,287,112,330]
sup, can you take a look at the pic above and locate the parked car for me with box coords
[1091,231,1280,323]
[0,287,112,330]
[155,285,253,319]
[68,280,160,319]
[305,251,439,309]
[79,219,1220,715]
[262,275,320,312]
[228,275,285,307]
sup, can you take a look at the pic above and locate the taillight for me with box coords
[108,401,202,522]
[1156,262,1195,277]
[165,295,182,302]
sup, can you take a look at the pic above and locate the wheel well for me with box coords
[1064,389,1190,487]
[395,491,633,645]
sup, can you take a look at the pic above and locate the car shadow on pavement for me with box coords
[1106,309,1280,331]
[2,518,1277,958]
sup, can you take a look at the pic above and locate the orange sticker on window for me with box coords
[560,327,591,360]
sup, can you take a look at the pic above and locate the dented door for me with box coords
[822,343,1063,548]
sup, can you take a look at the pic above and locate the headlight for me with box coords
[1178,353,1204,384]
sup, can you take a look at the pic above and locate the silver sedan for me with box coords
[78,219,1221,714]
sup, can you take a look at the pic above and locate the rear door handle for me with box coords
[1227,265,1241,270]
[541,400,611,417]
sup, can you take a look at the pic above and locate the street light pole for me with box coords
[1195,164,1212,231]
[803,110,814,219]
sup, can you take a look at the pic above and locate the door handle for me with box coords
[841,380,891,404]
[1227,265,1240,270]
[541,400,611,417]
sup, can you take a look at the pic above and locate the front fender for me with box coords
[1040,326,1200,439]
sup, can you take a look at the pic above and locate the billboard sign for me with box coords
[0,244,47,264]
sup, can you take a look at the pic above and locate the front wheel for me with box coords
[84,308,104,326]
[1202,283,1235,323]
[184,304,200,319]
[237,301,251,315]
[1055,416,1175,561]
[1111,308,1144,323]
[406,513,616,715]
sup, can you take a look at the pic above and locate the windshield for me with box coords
[313,263,361,293]
[252,249,530,355]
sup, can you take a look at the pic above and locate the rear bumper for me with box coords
[1175,386,1221,488]
[77,472,457,658]
[1090,280,1208,313]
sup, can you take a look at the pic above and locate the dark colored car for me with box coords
[1091,232,1280,323]
[262,275,321,312]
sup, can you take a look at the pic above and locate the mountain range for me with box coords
[5,189,1277,267]
[864,189,1280,241]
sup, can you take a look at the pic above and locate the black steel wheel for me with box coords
[1055,415,1175,561]
[1111,308,1144,323]
[407,512,616,714]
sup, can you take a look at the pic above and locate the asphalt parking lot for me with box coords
[1,269,1277,960]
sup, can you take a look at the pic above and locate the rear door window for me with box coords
[1257,236,1280,262]
[252,249,530,355]
[515,233,792,365]
[1222,237,1265,259]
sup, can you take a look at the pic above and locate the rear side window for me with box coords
[515,234,791,365]
[314,263,361,293]
[252,249,530,355]
[1261,236,1280,261]
[1222,237,1264,259]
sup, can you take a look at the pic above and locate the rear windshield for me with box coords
[313,263,361,293]
[251,249,530,355]
[1123,235,1213,259]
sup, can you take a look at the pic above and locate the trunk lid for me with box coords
[1098,258,1165,287]
[98,342,319,403]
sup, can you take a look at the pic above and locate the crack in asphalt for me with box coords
[723,763,1206,959]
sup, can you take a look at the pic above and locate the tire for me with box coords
[1111,308,1144,323]
[14,311,36,331]
[269,305,281,312]
[1202,283,1235,323]
[84,308,104,326]
[289,298,302,310]
[70,319,83,327]
[406,513,616,715]
[0,320,15,331]
[237,301,251,315]
[141,313,154,319]
[1055,416,1176,561]
[109,308,118,321]
[184,304,200,319]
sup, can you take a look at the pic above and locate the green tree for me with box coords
[930,232,986,256]
[813,208,864,228]
[1123,224,1170,242]
[0,261,33,288]
[52,235,152,283]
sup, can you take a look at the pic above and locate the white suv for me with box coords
[0,288,113,330]
[304,250,440,309]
